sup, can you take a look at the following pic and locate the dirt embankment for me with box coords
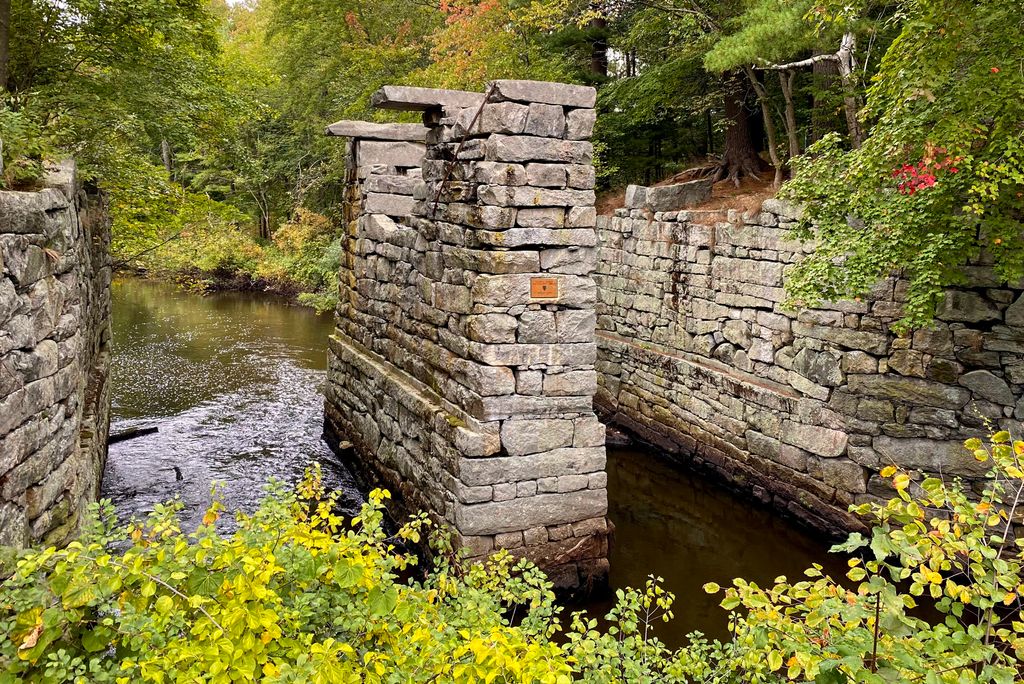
[597,175,776,217]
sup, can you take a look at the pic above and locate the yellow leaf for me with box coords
[155,595,174,614]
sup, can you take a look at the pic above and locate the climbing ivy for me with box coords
[782,0,1024,330]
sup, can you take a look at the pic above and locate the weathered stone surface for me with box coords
[592,190,1024,541]
[958,370,1014,405]
[371,85,483,111]
[455,489,607,534]
[364,193,417,217]
[781,421,848,458]
[820,459,866,493]
[1006,294,1024,327]
[364,175,419,195]
[501,419,575,456]
[539,247,597,275]
[325,81,607,590]
[472,274,597,307]
[543,370,597,396]
[936,291,1000,323]
[624,185,646,209]
[453,102,530,136]
[712,257,784,287]
[459,447,605,486]
[873,437,986,476]
[566,109,596,140]
[793,322,888,354]
[516,208,565,228]
[490,80,597,108]
[846,375,970,409]
[478,185,595,208]
[467,314,518,343]
[525,164,567,188]
[472,227,598,248]
[524,103,566,138]
[888,349,926,378]
[470,162,527,186]
[0,162,111,548]
[644,178,713,212]
[793,348,842,387]
[484,135,592,163]
[326,120,428,141]
[358,140,425,167]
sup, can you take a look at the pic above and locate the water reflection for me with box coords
[103,279,362,531]
[599,447,846,644]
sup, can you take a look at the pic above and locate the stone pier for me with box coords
[323,81,609,589]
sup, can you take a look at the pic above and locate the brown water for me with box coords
[104,277,844,642]
[597,447,846,643]
[103,278,363,530]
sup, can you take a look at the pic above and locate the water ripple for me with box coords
[103,279,362,532]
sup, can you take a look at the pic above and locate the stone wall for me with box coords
[0,162,112,548]
[596,196,1021,535]
[324,81,609,590]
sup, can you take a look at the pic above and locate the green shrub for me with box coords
[0,107,52,189]
[2,437,1023,683]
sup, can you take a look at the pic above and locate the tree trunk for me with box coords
[259,211,271,240]
[779,70,800,159]
[836,33,864,149]
[714,72,764,186]
[161,139,174,175]
[811,51,840,143]
[0,0,10,92]
[588,16,608,78]
[744,67,783,188]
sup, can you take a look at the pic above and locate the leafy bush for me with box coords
[704,432,1024,683]
[3,437,1024,683]
[255,209,343,311]
[0,107,52,189]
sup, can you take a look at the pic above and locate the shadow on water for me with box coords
[106,277,847,642]
[594,446,848,645]
[103,278,363,532]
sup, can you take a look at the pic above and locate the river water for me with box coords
[104,278,842,643]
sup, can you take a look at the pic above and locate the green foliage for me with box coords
[6,0,222,181]
[703,0,817,73]
[783,0,1024,329]
[0,470,574,683]
[706,431,1024,682]
[0,106,51,188]
[5,434,1024,682]
[412,0,568,91]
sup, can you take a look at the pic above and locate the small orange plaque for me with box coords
[530,277,559,299]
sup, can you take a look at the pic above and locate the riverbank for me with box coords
[124,266,333,311]
[112,208,342,314]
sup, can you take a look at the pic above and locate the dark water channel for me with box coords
[104,278,844,644]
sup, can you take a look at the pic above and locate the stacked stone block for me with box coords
[0,162,112,548]
[324,80,609,589]
[596,198,1024,535]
